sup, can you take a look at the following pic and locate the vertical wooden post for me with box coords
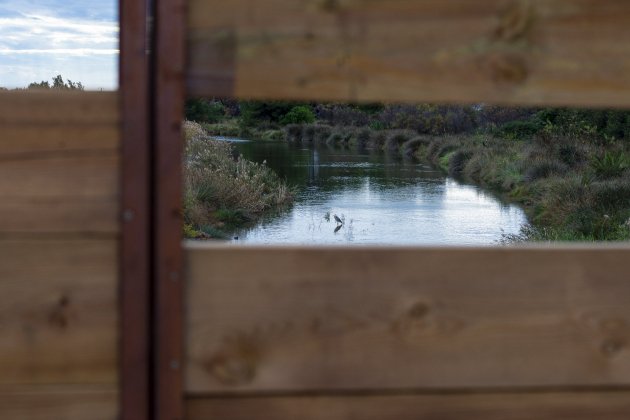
[119,0,151,419]
[152,0,186,417]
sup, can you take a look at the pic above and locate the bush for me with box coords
[202,120,241,137]
[495,120,541,140]
[185,99,225,123]
[281,105,316,125]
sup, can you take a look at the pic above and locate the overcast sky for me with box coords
[0,0,118,90]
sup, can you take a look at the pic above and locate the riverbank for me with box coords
[186,98,630,241]
[283,123,630,241]
[202,118,284,142]
[183,121,294,239]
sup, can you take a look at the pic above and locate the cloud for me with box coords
[0,1,117,89]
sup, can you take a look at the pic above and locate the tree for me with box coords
[29,75,84,91]
[28,81,51,90]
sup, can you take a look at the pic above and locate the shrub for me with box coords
[495,120,541,140]
[202,120,241,137]
[185,99,225,123]
[281,105,316,125]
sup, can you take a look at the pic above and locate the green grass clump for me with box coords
[590,151,628,179]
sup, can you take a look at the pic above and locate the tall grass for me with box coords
[183,121,294,238]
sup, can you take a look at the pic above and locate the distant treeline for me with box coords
[186,98,630,143]
[2,75,86,91]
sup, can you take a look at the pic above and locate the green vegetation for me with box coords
[281,108,630,242]
[185,98,317,141]
[183,121,294,239]
[28,75,84,90]
[185,98,630,242]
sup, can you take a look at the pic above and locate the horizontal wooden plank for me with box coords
[0,91,120,234]
[0,91,118,125]
[185,244,630,393]
[186,391,630,420]
[0,385,117,420]
[188,0,630,107]
[1,125,119,157]
[0,154,119,234]
[0,240,118,385]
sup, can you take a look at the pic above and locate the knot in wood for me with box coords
[601,338,625,357]
[494,0,535,42]
[408,302,430,319]
[48,295,71,330]
[207,353,257,386]
[319,0,341,13]
[489,54,529,85]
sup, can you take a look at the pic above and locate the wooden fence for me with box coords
[0,92,120,418]
[1,0,630,419]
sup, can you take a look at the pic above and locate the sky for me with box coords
[0,0,118,90]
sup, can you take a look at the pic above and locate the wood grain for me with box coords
[0,240,118,385]
[188,0,630,107]
[0,154,119,235]
[186,391,630,420]
[0,385,117,420]
[0,92,119,235]
[1,126,118,157]
[185,244,630,393]
[0,91,118,125]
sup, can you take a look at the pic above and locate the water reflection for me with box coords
[231,140,526,246]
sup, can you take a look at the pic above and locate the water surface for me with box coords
[230,140,527,246]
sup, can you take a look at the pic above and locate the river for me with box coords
[228,139,527,246]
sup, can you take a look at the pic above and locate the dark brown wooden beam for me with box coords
[119,0,151,418]
[152,0,186,417]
